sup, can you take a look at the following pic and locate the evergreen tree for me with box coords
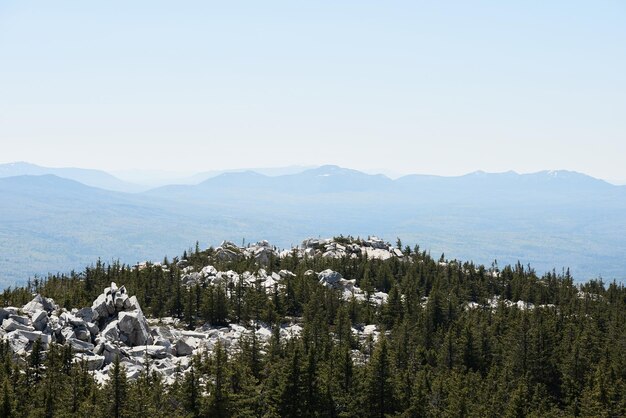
[363,336,395,417]
[106,355,128,418]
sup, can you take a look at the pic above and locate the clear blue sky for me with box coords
[1,1,625,181]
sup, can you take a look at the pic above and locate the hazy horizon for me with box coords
[2,160,626,186]
[2,1,625,182]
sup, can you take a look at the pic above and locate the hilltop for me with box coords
[0,236,623,416]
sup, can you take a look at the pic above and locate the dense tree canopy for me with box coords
[0,239,624,417]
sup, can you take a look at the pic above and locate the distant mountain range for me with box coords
[0,162,316,191]
[0,161,145,193]
[0,162,624,287]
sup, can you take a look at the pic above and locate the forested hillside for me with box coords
[0,237,624,417]
[2,166,626,286]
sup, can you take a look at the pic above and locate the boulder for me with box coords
[60,312,86,328]
[152,326,174,341]
[318,269,343,287]
[74,326,91,342]
[105,294,116,315]
[75,353,105,371]
[175,338,193,356]
[153,337,172,351]
[91,294,110,322]
[126,296,141,312]
[61,327,76,342]
[128,345,168,359]
[31,310,49,331]
[102,320,120,341]
[17,330,51,348]
[94,342,105,355]
[23,294,57,313]
[152,359,178,376]
[66,338,95,353]
[8,315,30,326]
[366,237,387,249]
[103,347,122,364]
[2,318,34,332]
[200,265,218,277]
[215,242,241,262]
[6,331,29,355]
[0,309,10,322]
[118,311,152,346]
[87,322,99,336]
[114,292,129,310]
[254,247,273,264]
[75,307,95,323]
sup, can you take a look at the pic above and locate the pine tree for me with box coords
[107,355,128,418]
[363,336,395,417]
[206,340,230,417]
[277,345,303,417]
[28,337,43,384]
[0,379,13,418]
[182,360,200,418]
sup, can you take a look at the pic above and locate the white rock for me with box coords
[18,330,51,347]
[23,294,57,313]
[318,269,343,286]
[6,331,29,355]
[91,294,110,322]
[114,293,129,310]
[8,315,30,326]
[75,307,95,323]
[175,339,193,356]
[128,345,168,359]
[102,320,120,341]
[66,338,95,352]
[118,311,153,346]
[75,353,105,371]
[3,318,34,332]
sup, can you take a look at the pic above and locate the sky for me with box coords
[1,1,625,182]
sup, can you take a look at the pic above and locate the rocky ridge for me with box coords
[1,235,564,384]
[2,235,393,384]
[1,283,316,384]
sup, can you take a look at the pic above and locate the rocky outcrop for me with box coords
[23,294,58,313]
[1,236,400,385]
[214,241,242,262]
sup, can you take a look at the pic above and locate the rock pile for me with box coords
[199,236,404,268]
[0,283,311,383]
[316,269,388,305]
[91,282,152,346]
